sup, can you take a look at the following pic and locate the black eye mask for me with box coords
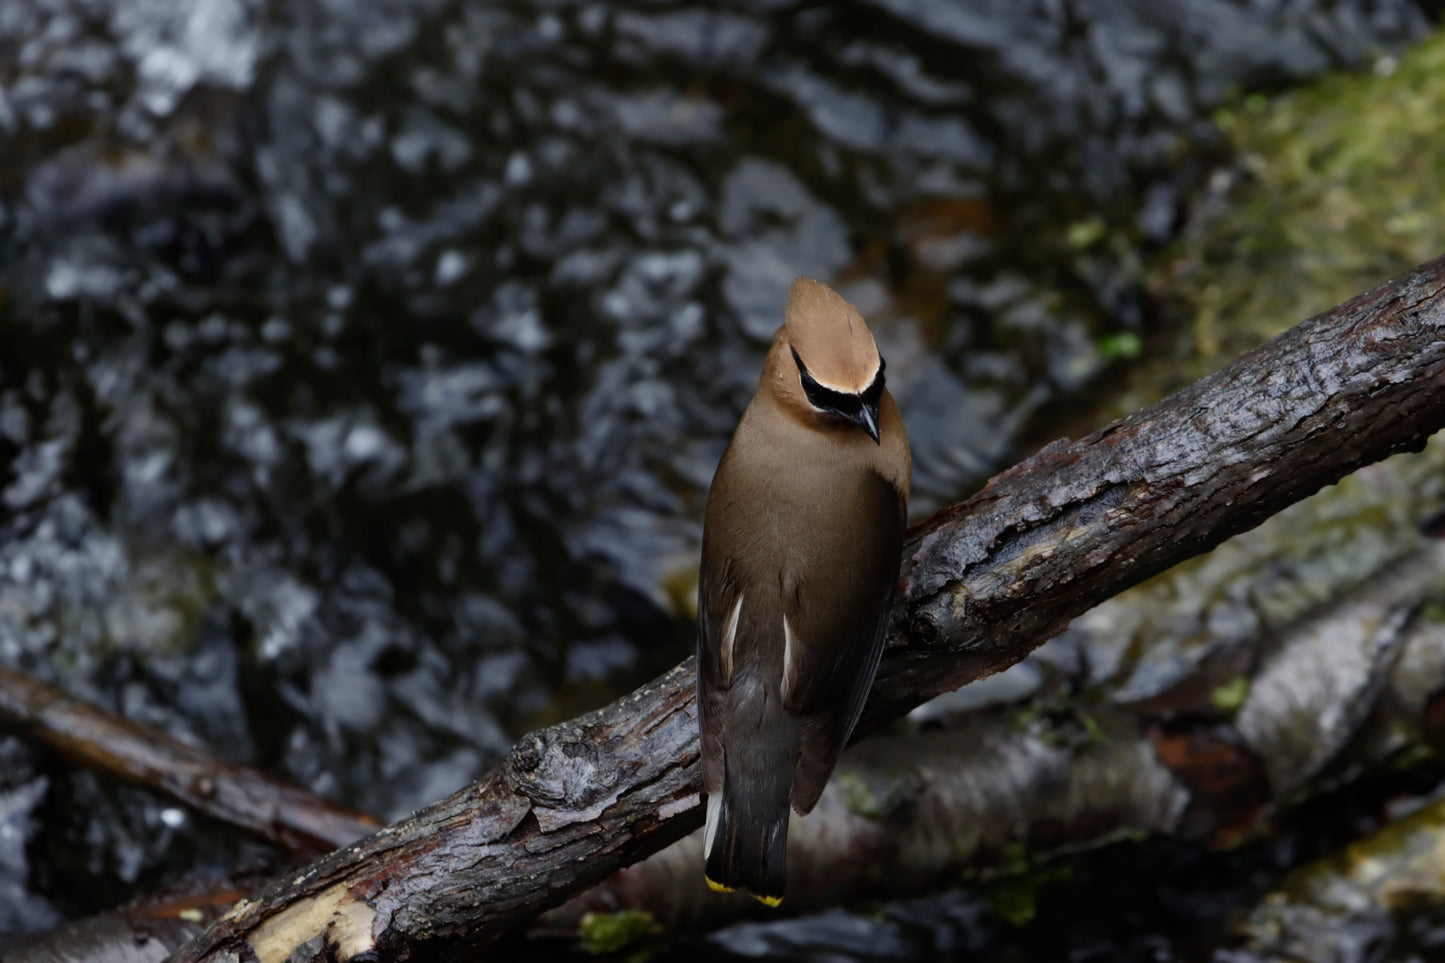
[791,346,885,420]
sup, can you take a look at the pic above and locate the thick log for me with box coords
[0,668,378,855]
[169,255,1445,962]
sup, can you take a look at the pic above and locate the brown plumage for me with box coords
[697,276,910,904]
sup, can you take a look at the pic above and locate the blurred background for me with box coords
[3,0,1445,958]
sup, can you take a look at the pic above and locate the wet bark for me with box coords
[884,255,1445,724]
[167,255,1445,962]
[0,667,378,855]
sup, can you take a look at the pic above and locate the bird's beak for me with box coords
[853,400,881,444]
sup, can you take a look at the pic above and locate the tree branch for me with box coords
[170,255,1445,962]
[0,667,378,854]
[883,257,1445,722]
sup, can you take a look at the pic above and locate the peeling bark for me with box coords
[167,256,1445,962]
[0,667,378,854]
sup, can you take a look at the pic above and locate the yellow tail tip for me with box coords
[704,876,783,907]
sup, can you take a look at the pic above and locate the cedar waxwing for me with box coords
[697,276,911,905]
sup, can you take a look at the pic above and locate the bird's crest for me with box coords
[782,277,880,395]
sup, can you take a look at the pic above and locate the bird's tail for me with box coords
[703,760,790,906]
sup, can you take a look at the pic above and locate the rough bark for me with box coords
[168,256,1445,963]
[0,668,379,855]
[883,255,1445,725]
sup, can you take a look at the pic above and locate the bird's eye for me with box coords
[861,357,885,408]
[791,347,865,418]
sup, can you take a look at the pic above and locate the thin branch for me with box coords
[170,255,1445,962]
[0,667,379,854]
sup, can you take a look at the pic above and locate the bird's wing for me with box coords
[696,535,739,798]
[783,468,906,813]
